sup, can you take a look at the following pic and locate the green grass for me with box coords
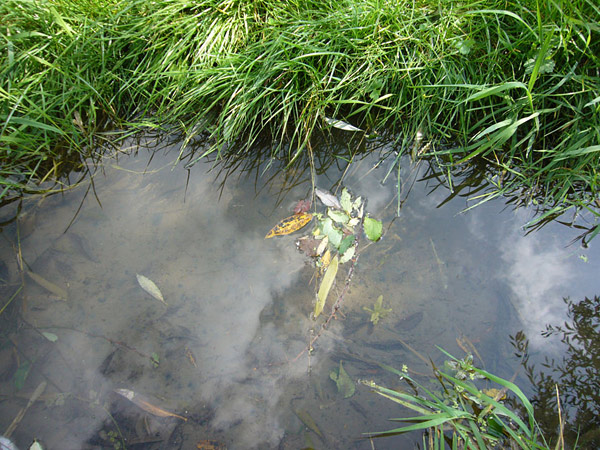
[362,350,565,449]
[1,0,599,229]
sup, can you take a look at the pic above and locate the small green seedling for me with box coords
[363,295,392,325]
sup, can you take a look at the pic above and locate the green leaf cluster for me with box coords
[310,187,383,317]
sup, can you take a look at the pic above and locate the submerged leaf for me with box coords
[114,388,187,421]
[265,213,313,238]
[294,409,323,437]
[297,236,322,257]
[314,255,338,318]
[41,332,58,342]
[13,361,31,390]
[26,271,68,300]
[330,361,355,398]
[364,216,383,242]
[293,199,312,214]
[136,274,166,305]
[363,294,392,325]
[29,440,44,450]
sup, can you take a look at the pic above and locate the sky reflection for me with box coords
[1,143,599,449]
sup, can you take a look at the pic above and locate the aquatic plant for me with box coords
[1,0,599,233]
[362,349,566,449]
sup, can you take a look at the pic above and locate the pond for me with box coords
[0,135,598,449]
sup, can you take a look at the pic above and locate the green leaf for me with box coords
[464,81,528,102]
[29,439,44,450]
[314,255,338,318]
[330,361,355,398]
[364,217,383,242]
[13,361,31,390]
[42,332,58,342]
[363,294,391,324]
[327,208,349,224]
[321,218,343,248]
[338,235,355,256]
[339,245,355,264]
[340,188,352,213]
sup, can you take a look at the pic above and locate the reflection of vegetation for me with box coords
[511,296,600,449]
[419,155,600,247]
[362,350,557,449]
[2,0,599,235]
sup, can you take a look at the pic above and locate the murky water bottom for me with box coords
[1,137,598,449]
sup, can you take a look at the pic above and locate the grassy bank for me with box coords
[1,0,599,224]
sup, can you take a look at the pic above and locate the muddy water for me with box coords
[0,137,598,449]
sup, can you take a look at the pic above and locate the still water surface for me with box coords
[1,137,598,449]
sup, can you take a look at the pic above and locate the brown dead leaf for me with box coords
[293,199,312,214]
[296,236,321,257]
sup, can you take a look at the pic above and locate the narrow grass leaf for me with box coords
[465,82,528,102]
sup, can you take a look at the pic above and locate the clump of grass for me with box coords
[1,0,599,229]
[362,349,566,449]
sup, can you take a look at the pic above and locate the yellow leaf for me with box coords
[320,249,331,270]
[314,255,338,318]
[265,213,313,238]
